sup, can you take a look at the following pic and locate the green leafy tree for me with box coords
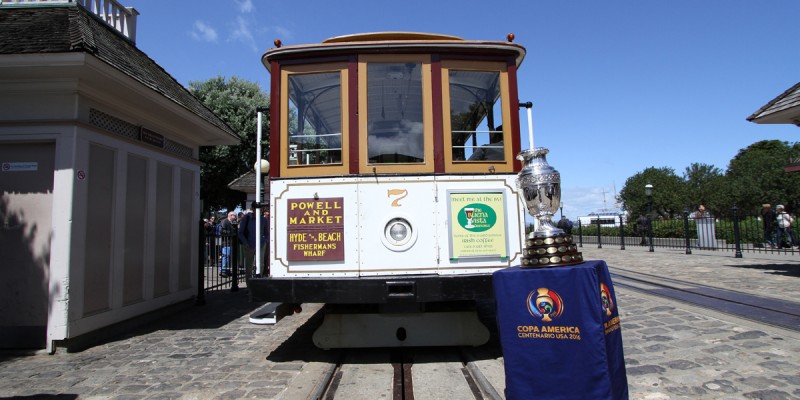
[683,162,725,213]
[188,76,269,213]
[618,167,687,219]
[725,140,800,214]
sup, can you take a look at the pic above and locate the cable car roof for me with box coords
[261,32,526,73]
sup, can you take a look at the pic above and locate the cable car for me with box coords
[249,32,528,348]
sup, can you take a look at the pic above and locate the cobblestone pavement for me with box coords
[585,246,800,400]
[0,247,798,399]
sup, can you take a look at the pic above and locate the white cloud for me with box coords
[230,16,258,52]
[235,0,254,13]
[190,20,218,43]
[273,25,294,41]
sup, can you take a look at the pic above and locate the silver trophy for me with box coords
[517,147,563,238]
[516,147,582,267]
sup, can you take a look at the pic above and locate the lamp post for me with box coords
[645,183,654,252]
[560,202,564,219]
[254,105,269,276]
[253,159,269,277]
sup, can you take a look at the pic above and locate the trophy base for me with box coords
[520,233,583,268]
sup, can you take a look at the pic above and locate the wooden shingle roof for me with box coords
[747,82,800,126]
[0,4,239,140]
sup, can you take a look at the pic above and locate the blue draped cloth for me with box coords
[493,260,628,399]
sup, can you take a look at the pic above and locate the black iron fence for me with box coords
[196,221,257,304]
[575,211,799,257]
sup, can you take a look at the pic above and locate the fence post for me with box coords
[619,215,625,250]
[596,219,602,248]
[732,206,743,258]
[683,211,692,255]
[196,219,206,306]
[231,233,240,292]
[577,220,583,247]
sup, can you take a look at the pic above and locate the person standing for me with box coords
[775,205,796,249]
[238,209,269,277]
[761,204,777,248]
[636,214,648,246]
[219,211,237,277]
[556,216,573,235]
[203,215,216,265]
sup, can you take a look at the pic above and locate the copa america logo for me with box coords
[527,288,564,322]
[600,282,614,317]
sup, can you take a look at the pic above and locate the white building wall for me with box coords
[0,88,202,352]
[65,125,200,341]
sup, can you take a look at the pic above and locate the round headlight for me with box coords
[385,218,412,246]
[389,223,408,241]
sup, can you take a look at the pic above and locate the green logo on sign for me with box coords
[458,203,497,232]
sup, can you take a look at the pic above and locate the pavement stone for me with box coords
[583,246,800,400]
[0,246,798,399]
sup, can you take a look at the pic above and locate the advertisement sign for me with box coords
[448,191,508,260]
[2,162,38,172]
[286,197,345,261]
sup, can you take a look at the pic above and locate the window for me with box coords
[366,62,424,164]
[442,61,512,172]
[449,70,503,161]
[280,63,349,176]
[359,55,433,174]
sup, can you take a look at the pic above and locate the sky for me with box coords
[125,0,800,218]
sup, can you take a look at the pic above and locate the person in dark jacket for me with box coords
[556,216,573,234]
[219,211,237,277]
[636,214,648,246]
[761,204,776,248]
[238,209,269,276]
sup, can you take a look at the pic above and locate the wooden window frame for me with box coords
[358,54,434,174]
[441,60,513,173]
[279,62,349,177]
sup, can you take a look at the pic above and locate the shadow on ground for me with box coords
[724,263,800,277]
[266,299,503,364]
[59,289,265,353]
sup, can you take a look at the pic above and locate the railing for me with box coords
[196,222,256,305]
[1,0,138,42]
[79,0,138,42]
[575,210,799,257]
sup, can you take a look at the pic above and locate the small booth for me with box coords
[493,260,628,399]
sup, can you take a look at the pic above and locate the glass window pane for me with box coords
[367,62,424,164]
[287,72,342,165]
[448,70,504,161]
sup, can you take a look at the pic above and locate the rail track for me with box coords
[609,267,800,332]
[295,346,503,400]
[272,267,800,399]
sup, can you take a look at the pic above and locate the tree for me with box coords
[618,167,687,219]
[683,162,725,213]
[725,140,800,214]
[188,76,270,213]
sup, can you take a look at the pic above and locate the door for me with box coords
[0,142,55,348]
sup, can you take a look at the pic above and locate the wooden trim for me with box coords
[278,62,349,177]
[269,60,281,179]
[431,55,445,173]
[507,60,522,171]
[357,54,434,174]
[784,163,800,173]
[348,58,359,174]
